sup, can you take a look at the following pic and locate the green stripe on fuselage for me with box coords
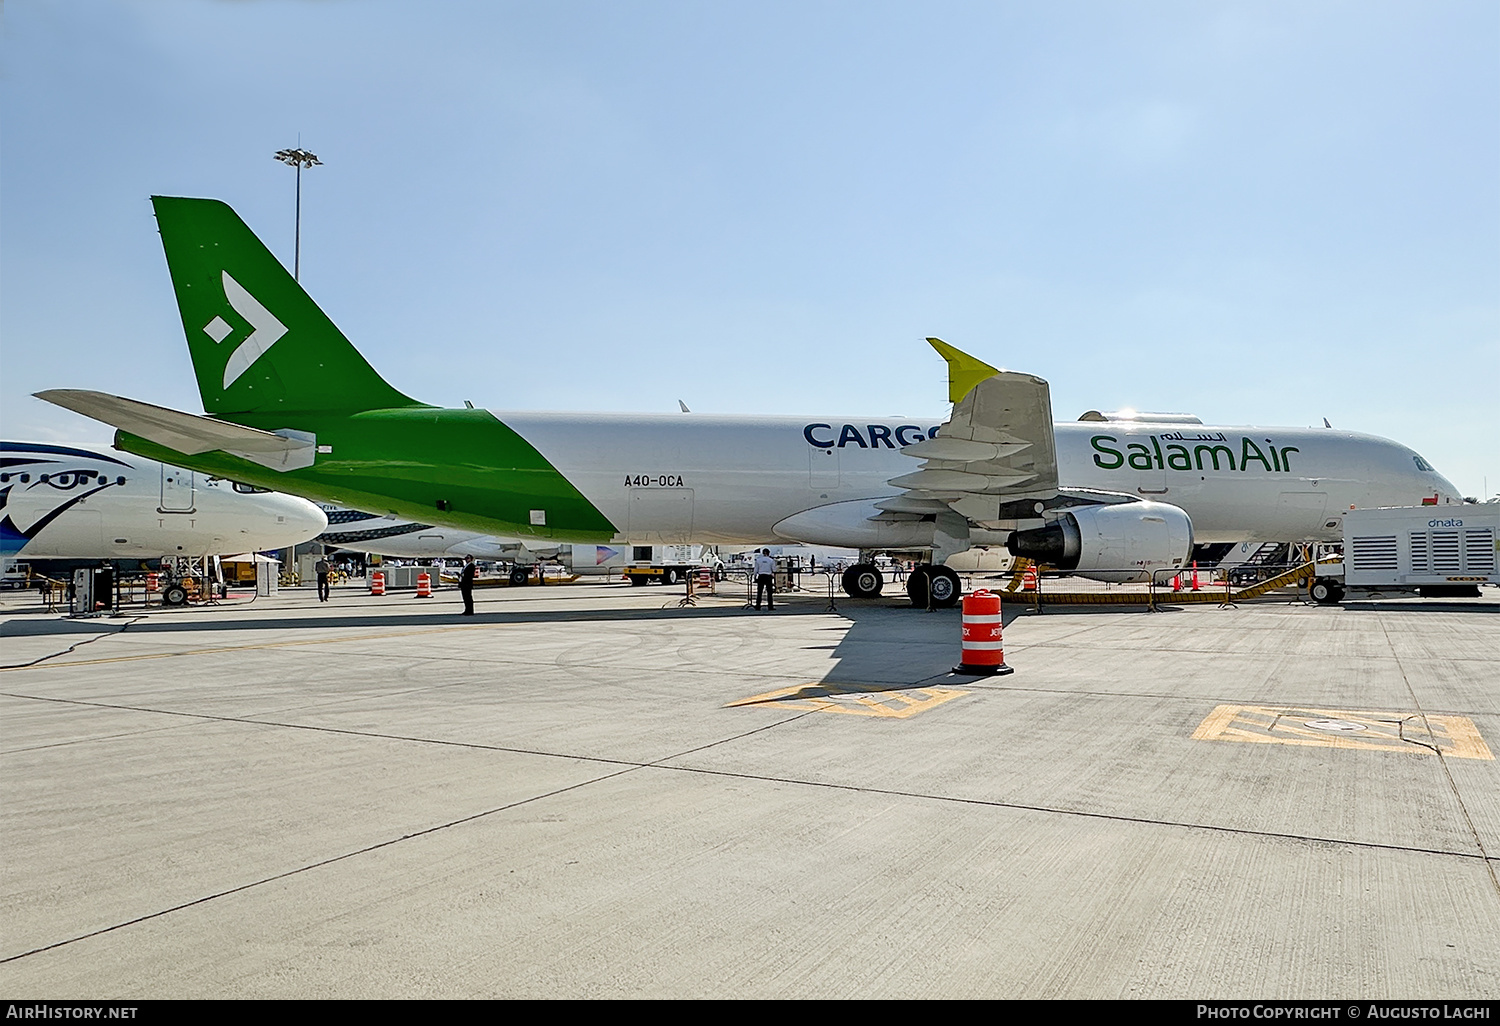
[116,406,617,540]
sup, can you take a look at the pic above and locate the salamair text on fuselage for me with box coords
[1091,432,1301,474]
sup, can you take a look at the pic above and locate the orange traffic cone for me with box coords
[955,589,1013,676]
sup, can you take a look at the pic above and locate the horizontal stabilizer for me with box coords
[35,389,316,471]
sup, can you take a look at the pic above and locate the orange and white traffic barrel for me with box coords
[371,571,386,596]
[955,589,1014,676]
[415,572,432,598]
[146,573,159,593]
[1021,565,1038,592]
[695,567,714,594]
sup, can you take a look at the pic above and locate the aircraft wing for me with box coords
[34,389,317,471]
[883,339,1059,528]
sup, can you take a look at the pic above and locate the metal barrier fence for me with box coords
[61,571,236,616]
[641,559,1316,613]
[984,561,1315,613]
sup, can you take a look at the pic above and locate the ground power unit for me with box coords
[1310,504,1499,603]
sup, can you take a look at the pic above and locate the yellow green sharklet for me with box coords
[926,337,1001,404]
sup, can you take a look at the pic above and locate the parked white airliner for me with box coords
[1,442,328,563]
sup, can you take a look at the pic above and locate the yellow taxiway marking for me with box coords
[727,682,969,719]
[1192,704,1493,760]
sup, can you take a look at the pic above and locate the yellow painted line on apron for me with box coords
[727,682,969,719]
[1192,703,1493,760]
[1190,702,1242,740]
[0,621,502,673]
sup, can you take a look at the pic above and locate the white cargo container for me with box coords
[371,565,433,591]
[1310,504,1499,603]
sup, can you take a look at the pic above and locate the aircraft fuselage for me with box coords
[114,411,1462,549]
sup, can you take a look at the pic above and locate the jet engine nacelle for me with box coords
[1006,501,1193,583]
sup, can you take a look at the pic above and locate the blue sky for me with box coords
[3,1,1496,496]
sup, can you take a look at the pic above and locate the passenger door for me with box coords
[159,466,195,513]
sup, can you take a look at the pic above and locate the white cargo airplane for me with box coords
[1,441,328,567]
[37,197,1466,607]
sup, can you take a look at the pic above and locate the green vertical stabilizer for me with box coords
[152,196,421,416]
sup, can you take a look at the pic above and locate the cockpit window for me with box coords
[1413,455,1435,472]
[232,482,271,494]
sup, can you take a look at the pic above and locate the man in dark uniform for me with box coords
[315,556,331,602]
[459,555,476,615]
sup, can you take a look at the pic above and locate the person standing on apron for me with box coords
[753,548,776,611]
[459,555,476,615]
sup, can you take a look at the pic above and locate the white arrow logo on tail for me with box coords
[211,272,287,389]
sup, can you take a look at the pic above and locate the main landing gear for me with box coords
[839,562,961,608]
[906,564,961,609]
[841,563,884,599]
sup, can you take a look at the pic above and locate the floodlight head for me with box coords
[274,148,322,169]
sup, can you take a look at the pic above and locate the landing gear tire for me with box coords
[842,564,884,598]
[1309,579,1344,605]
[906,565,962,608]
[509,566,530,587]
[928,565,961,607]
[906,567,929,606]
[162,584,188,607]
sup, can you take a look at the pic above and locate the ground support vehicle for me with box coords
[1309,504,1499,604]
[620,562,701,587]
[1,561,34,590]
[618,544,723,587]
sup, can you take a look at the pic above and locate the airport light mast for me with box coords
[273,147,322,281]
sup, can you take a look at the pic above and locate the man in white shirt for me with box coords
[753,548,776,611]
